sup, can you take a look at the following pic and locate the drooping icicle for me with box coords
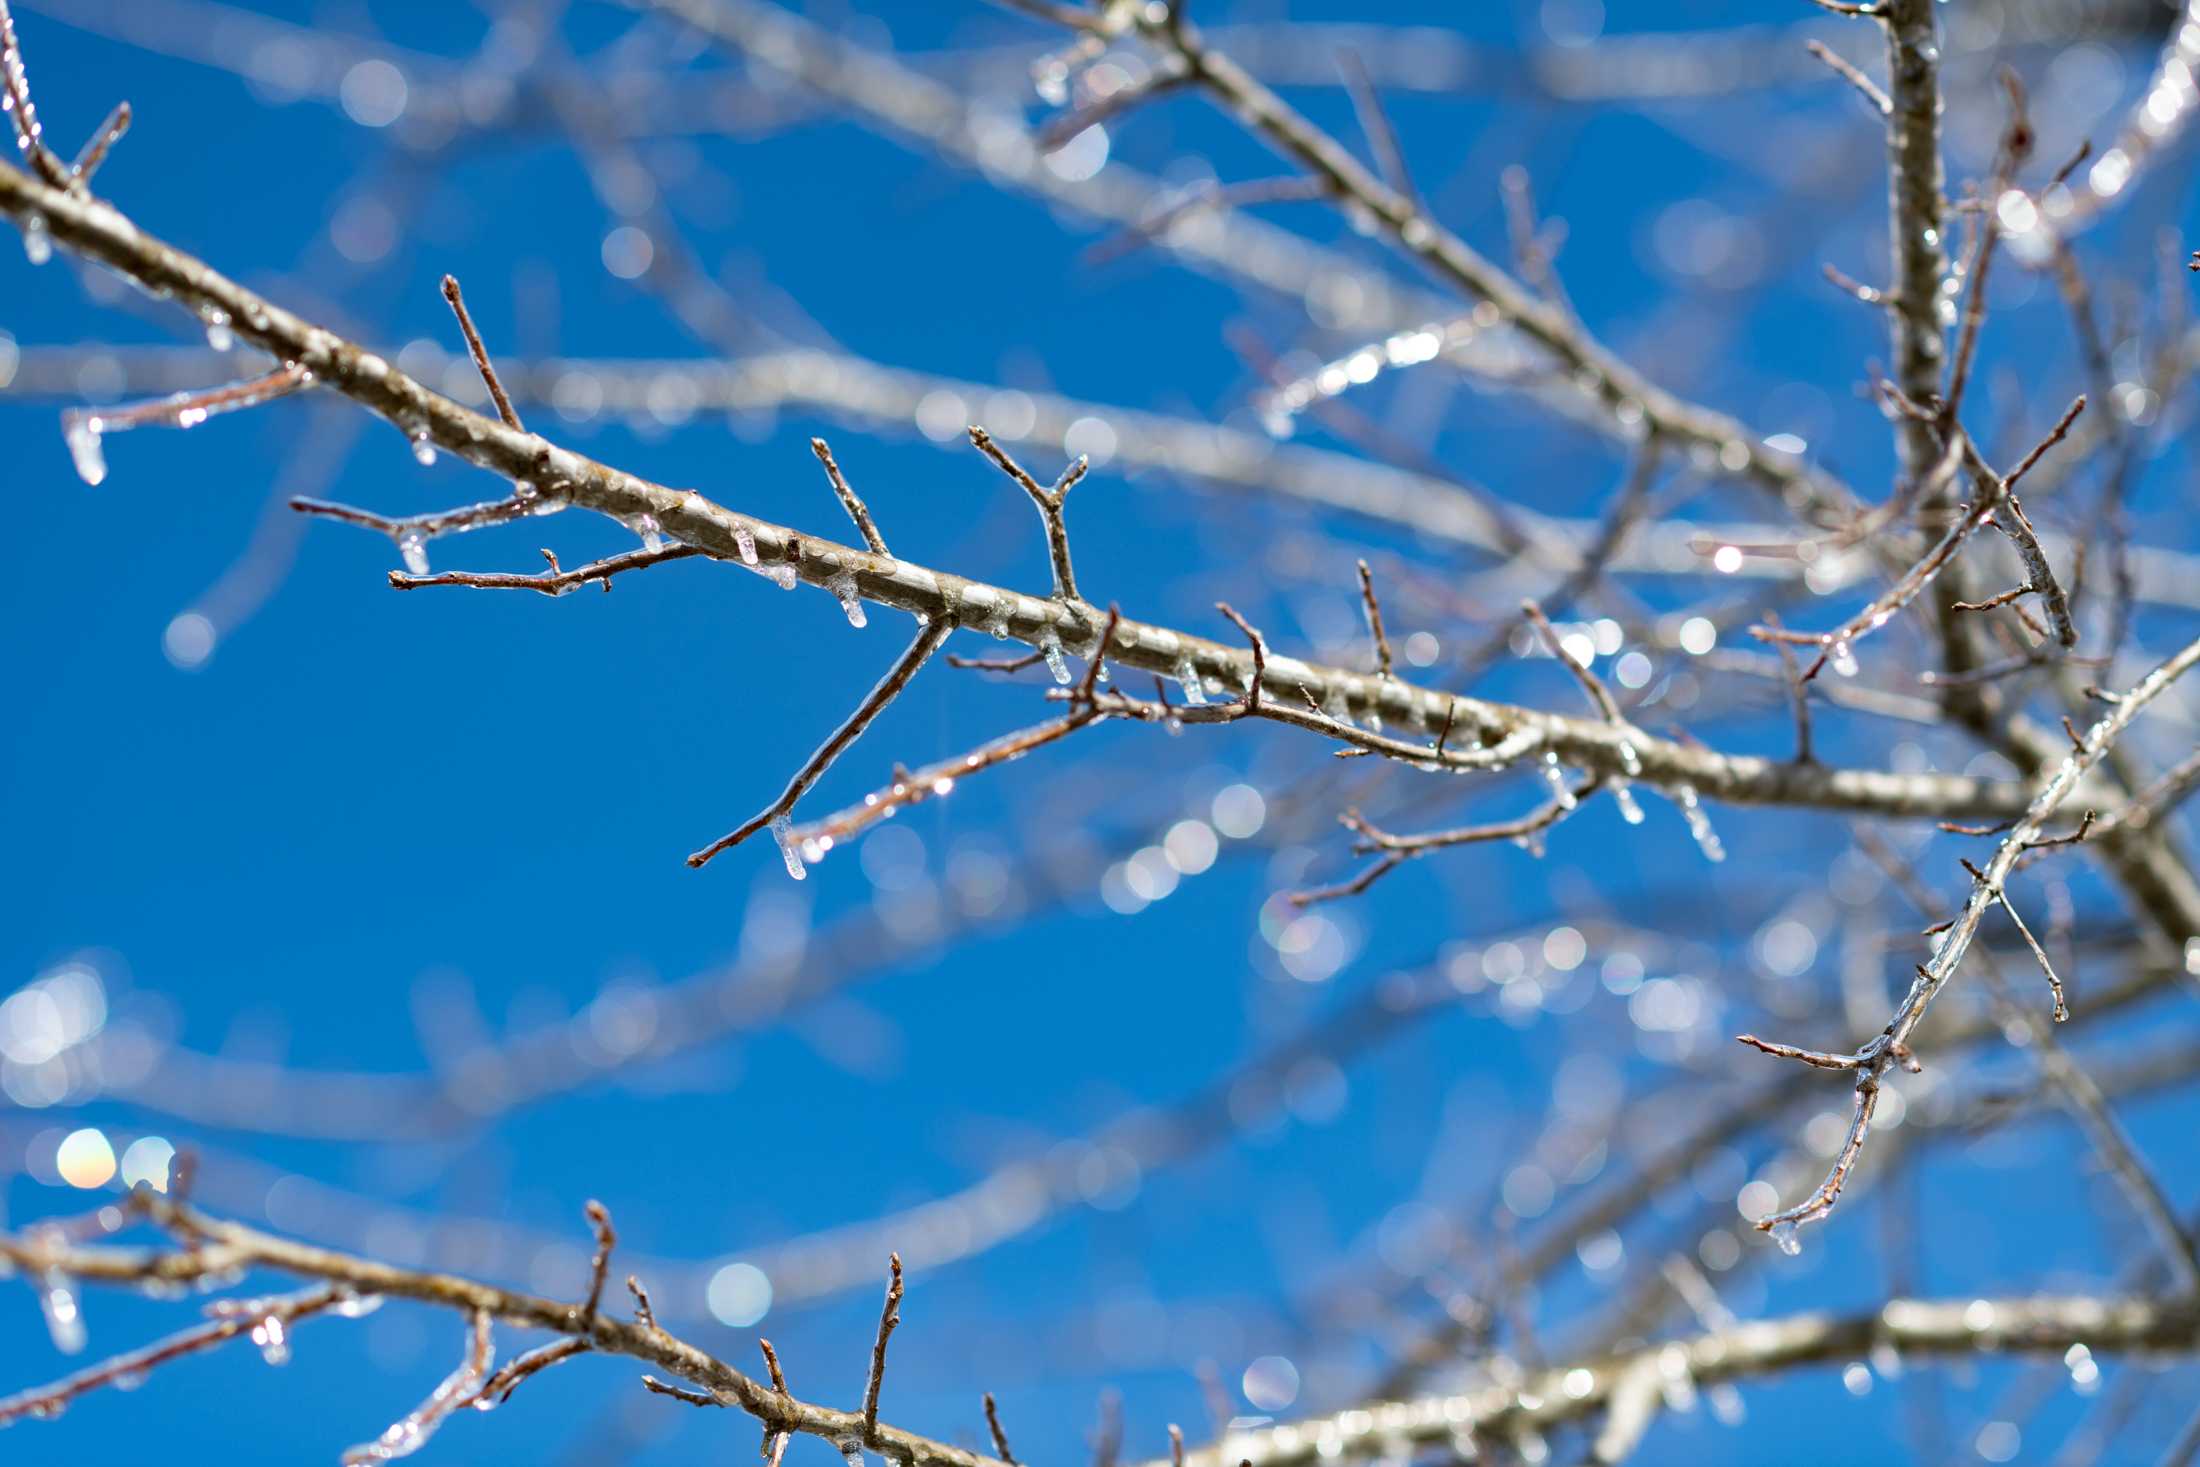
[333,1292,385,1319]
[62,412,106,486]
[409,431,437,468]
[735,526,759,566]
[1769,1220,1801,1256]
[1174,655,1207,705]
[38,1269,85,1355]
[1674,784,1725,862]
[770,815,806,882]
[200,306,235,353]
[396,528,431,576]
[1514,828,1547,858]
[1320,685,1352,724]
[1038,626,1071,685]
[634,513,665,554]
[826,571,866,628]
[1828,639,1858,678]
[252,1313,291,1366]
[22,214,51,266]
[1538,751,1577,811]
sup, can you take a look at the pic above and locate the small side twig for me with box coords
[985,1392,1017,1465]
[810,438,889,556]
[578,1200,616,1328]
[970,425,1085,600]
[861,1253,904,1442]
[1355,559,1394,679]
[440,274,522,432]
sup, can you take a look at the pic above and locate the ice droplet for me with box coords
[1675,783,1725,862]
[39,1271,85,1355]
[1038,626,1071,685]
[1539,751,1577,810]
[770,815,806,881]
[1174,656,1208,705]
[1770,1220,1801,1256]
[334,1293,385,1319]
[201,306,235,352]
[634,513,665,554]
[1032,59,1069,105]
[1829,639,1858,678]
[1612,781,1644,825]
[397,528,430,576]
[735,526,759,566]
[22,213,52,265]
[1514,828,1547,857]
[253,1314,291,1366]
[63,412,107,486]
[410,432,437,467]
[825,571,866,628]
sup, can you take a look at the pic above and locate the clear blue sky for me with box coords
[4,2,2198,1464]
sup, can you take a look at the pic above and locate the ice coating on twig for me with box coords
[339,1311,492,1464]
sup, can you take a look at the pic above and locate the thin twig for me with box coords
[441,274,523,432]
[862,1253,903,1441]
[688,620,952,869]
[811,438,889,556]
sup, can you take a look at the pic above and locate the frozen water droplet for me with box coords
[771,815,806,881]
[397,528,430,576]
[410,432,437,467]
[1032,59,1069,105]
[634,513,665,554]
[253,1314,291,1366]
[39,1271,85,1355]
[735,526,759,566]
[1514,829,1547,858]
[821,570,864,627]
[334,1293,385,1319]
[1829,639,1858,677]
[1539,751,1577,810]
[1174,656,1208,705]
[985,611,1010,640]
[1038,627,1071,685]
[63,413,106,486]
[22,214,52,265]
[1769,1220,1801,1256]
[1675,783,1725,862]
[1618,740,1643,777]
[112,1369,148,1392]
[1612,780,1644,825]
[201,306,234,352]
[1321,685,1351,724]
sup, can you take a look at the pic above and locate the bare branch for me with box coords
[810,437,890,556]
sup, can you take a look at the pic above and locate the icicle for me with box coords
[735,526,759,566]
[1612,783,1644,825]
[839,1442,867,1467]
[1828,639,1858,678]
[1708,1384,1746,1425]
[1073,622,1111,683]
[62,412,106,486]
[252,1313,291,1366]
[1174,655,1207,705]
[334,1293,385,1319]
[770,815,806,882]
[1320,685,1351,724]
[396,528,430,576]
[409,431,437,467]
[1538,751,1577,810]
[39,1270,85,1355]
[634,513,665,554]
[200,306,234,352]
[22,213,51,266]
[1513,829,1547,858]
[824,571,866,628]
[1769,1220,1801,1256]
[1038,626,1071,685]
[1675,784,1725,862]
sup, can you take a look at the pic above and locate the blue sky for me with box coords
[4,2,2200,1464]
